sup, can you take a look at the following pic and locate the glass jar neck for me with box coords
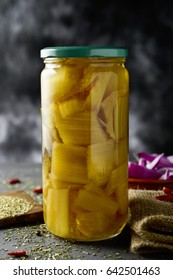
[43,57,126,68]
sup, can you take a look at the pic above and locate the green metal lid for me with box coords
[40,46,128,58]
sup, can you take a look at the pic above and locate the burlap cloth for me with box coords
[128,189,173,254]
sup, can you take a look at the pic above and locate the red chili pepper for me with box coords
[33,186,42,194]
[156,194,173,202]
[7,250,27,257]
[7,178,21,184]
[162,186,173,194]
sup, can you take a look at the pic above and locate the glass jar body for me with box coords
[41,57,129,241]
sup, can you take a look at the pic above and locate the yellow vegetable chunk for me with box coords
[72,65,97,95]
[50,173,82,190]
[115,66,129,96]
[114,138,128,167]
[105,163,128,215]
[84,71,116,112]
[87,139,115,185]
[51,142,88,184]
[58,70,97,118]
[84,182,106,197]
[76,212,110,237]
[42,148,51,183]
[58,97,85,118]
[54,110,108,146]
[46,188,69,237]
[114,96,129,141]
[105,163,128,195]
[41,65,83,104]
[42,104,63,149]
[100,91,116,139]
[104,66,128,96]
[74,189,118,216]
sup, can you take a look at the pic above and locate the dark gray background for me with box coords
[0,0,173,163]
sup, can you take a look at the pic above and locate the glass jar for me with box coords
[40,46,129,241]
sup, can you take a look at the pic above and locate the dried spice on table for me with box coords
[7,250,27,257]
[0,196,33,220]
[33,186,43,194]
[7,178,21,184]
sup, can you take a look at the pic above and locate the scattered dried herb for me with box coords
[36,230,42,236]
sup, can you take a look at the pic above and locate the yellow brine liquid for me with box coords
[40,47,129,241]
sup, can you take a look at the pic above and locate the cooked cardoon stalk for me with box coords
[50,174,82,190]
[41,65,83,104]
[42,149,52,202]
[58,71,97,118]
[43,149,51,182]
[84,71,116,112]
[74,189,118,216]
[58,97,85,118]
[114,96,129,141]
[42,104,62,149]
[114,138,128,167]
[84,182,106,197]
[51,142,88,184]
[105,162,128,215]
[100,91,116,139]
[87,139,115,185]
[105,162,128,195]
[54,110,108,146]
[46,188,69,237]
[76,211,110,237]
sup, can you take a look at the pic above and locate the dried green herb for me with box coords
[0,196,33,219]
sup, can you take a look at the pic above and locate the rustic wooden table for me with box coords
[0,163,172,260]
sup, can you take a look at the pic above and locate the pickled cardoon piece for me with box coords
[51,142,88,184]
[87,139,115,185]
[54,110,109,146]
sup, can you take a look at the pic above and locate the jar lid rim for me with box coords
[40,46,128,58]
